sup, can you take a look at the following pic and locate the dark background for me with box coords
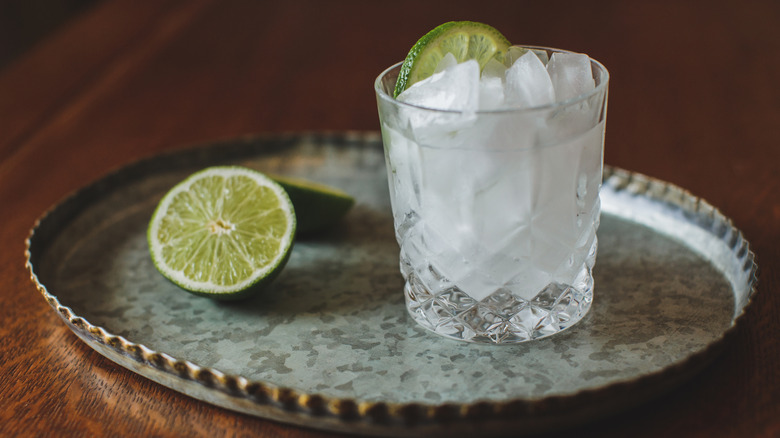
[0,0,99,70]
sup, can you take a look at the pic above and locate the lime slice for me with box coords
[147,166,296,299]
[271,174,355,235]
[393,21,511,97]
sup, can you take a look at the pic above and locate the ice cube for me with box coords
[472,149,537,248]
[530,49,550,66]
[397,59,480,111]
[504,51,556,109]
[417,144,478,246]
[477,53,508,111]
[381,124,422,217]
[546,52,595,102]
[504,46,529,67]
[482,57,507,79]
[434,52,458,74]
[538,90,603,147]
[450,269,500,302]
[479,75,504,110]
[505,265,552,301]
[396,60,481,146]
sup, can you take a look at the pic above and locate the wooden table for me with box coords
[1,1,778,436]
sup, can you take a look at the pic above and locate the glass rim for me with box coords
[374,45,609,115]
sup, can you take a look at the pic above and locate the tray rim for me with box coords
[24,131,759,435]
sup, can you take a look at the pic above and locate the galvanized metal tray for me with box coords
[26,132,758,437]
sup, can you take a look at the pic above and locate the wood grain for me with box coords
[1,0,778,437]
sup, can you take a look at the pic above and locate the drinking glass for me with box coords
[375,48,609,343]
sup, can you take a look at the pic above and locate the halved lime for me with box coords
[393,21,512,97]
[147,166,296,299]
[271,174,354,235]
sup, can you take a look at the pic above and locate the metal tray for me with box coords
[26,132,758,437]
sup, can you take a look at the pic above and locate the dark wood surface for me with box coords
[1,1,778,436]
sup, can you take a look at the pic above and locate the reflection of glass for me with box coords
[375,48,609,343]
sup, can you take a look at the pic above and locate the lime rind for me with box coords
[270,174,355,235]
[393,21,512,97]
[147,166,296,299]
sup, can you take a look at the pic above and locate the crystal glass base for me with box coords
[404,264,593,344]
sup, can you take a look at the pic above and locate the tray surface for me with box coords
[27,132,757,436]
